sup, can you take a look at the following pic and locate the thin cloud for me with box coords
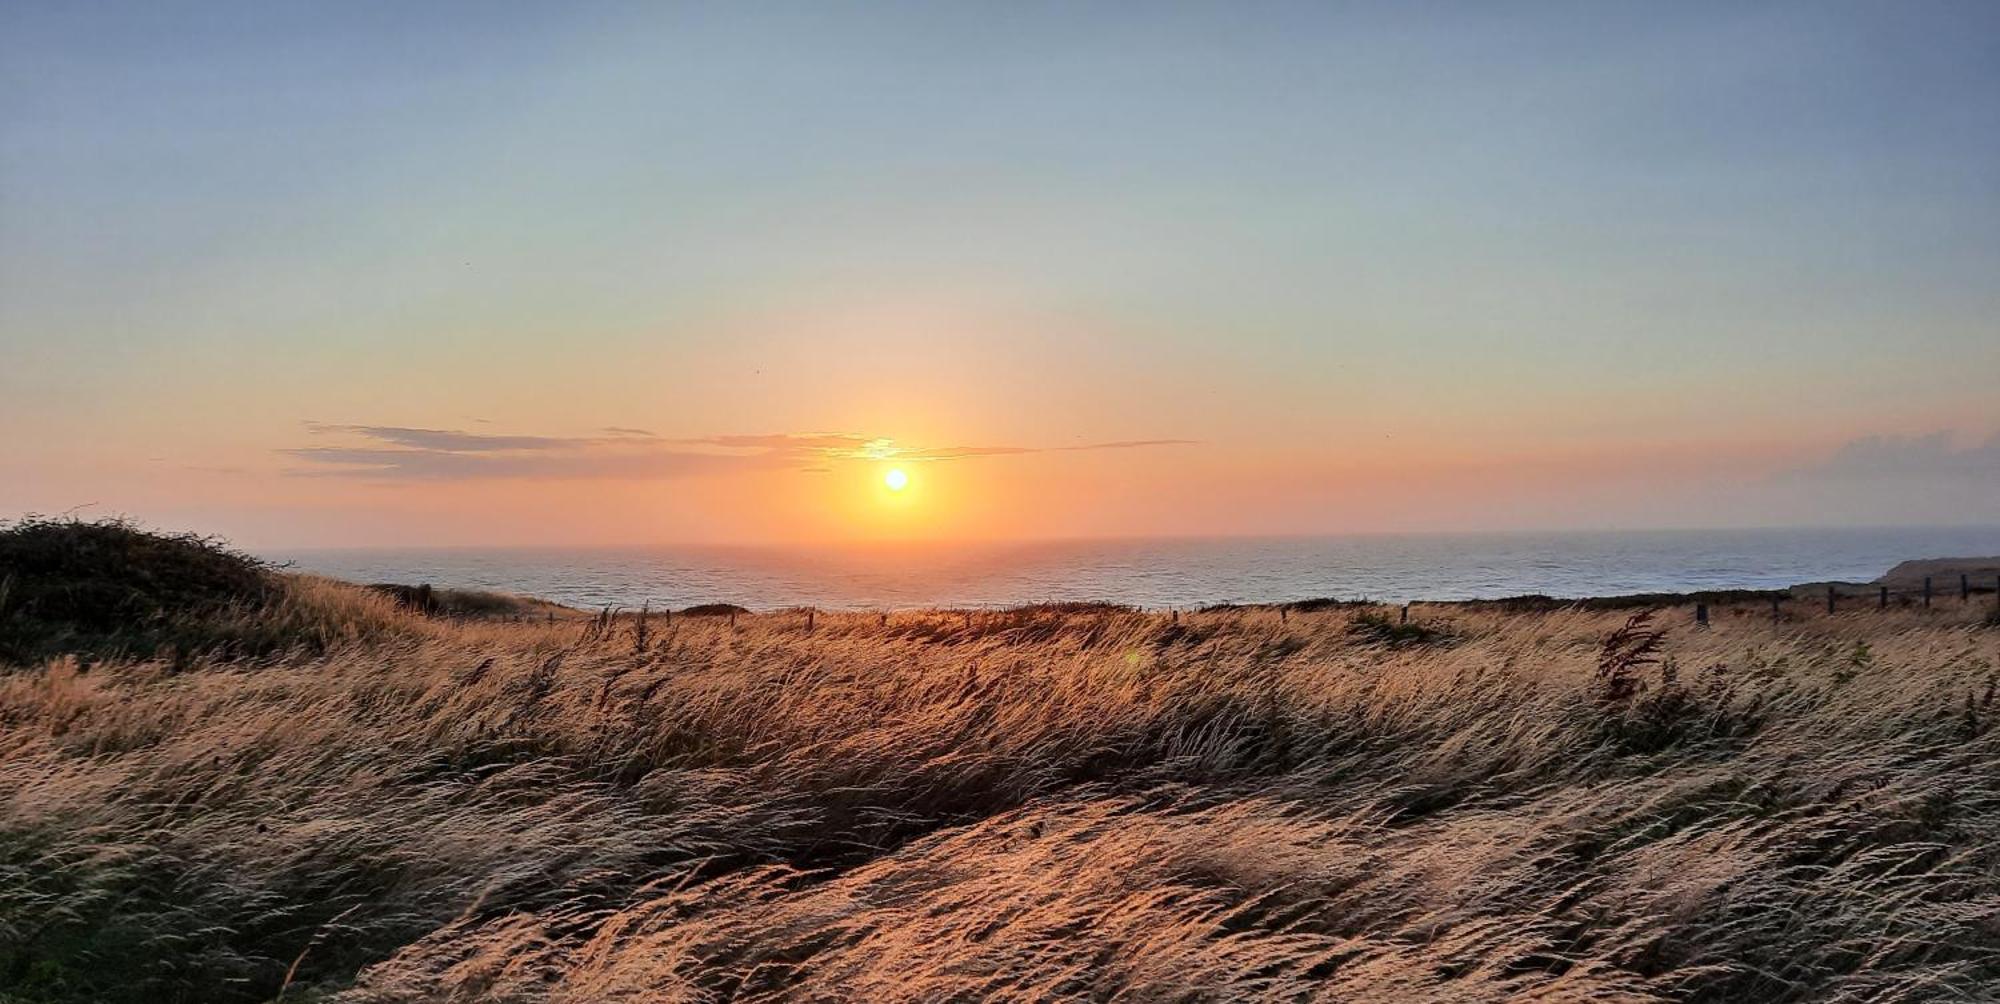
[686,433,881,456]
[283,424,1193,481]
[304,423,601,452]
[285,445,763,480]
[1796,431,2000,482]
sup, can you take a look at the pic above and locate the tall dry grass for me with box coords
[3,584,1998,1001]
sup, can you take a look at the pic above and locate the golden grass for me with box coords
[2,582,1998,1001]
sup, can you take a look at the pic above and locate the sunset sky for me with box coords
[3,2,1996,547]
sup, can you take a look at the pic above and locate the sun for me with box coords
[883,467,910,492]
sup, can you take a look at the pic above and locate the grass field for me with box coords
[4,528,2000,1001]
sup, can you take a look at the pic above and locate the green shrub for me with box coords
[679,603,750,616]
[0,519,409,665]
[1346,610,1452,647]
[0,518,276,664]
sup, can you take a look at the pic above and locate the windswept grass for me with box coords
[2,538,1998,1001]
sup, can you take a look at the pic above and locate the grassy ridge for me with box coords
[2,526,1999,1001]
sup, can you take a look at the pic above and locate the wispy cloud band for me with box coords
[1796,432,1999,481]
[284,425,1192,481]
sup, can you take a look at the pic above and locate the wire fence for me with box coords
[461,571,2000,635]
[1691,572,2000,627]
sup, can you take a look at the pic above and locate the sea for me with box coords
[268,526,2000,612]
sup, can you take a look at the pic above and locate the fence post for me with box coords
[1400,603,1410,625]
[1280,606,1288,623]
[1924,577,1932,609]
[1962,574,1971,602]
[1770,596,1781,622]
[807,608,815,633]
[1827,586,1836,615]
[729,609,736,629]
[1695,603,1708,628]
[1879,585,1888,610]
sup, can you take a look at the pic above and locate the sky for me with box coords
[2,1,1996,547]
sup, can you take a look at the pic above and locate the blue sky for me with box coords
[3,2,1996,544]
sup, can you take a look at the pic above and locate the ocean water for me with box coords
[269,526,2000,612]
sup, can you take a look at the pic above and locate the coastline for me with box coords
[357,554,2000,619]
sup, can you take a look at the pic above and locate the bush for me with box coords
[0,519,409,665]
[1474,589,1789,613]
[1346,610,1452,647]
[1283,597,1370,612]
[679,603,750,616]
[366,584,564,620]
[0,518,278,663]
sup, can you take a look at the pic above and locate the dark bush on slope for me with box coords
[0,518,276,663]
